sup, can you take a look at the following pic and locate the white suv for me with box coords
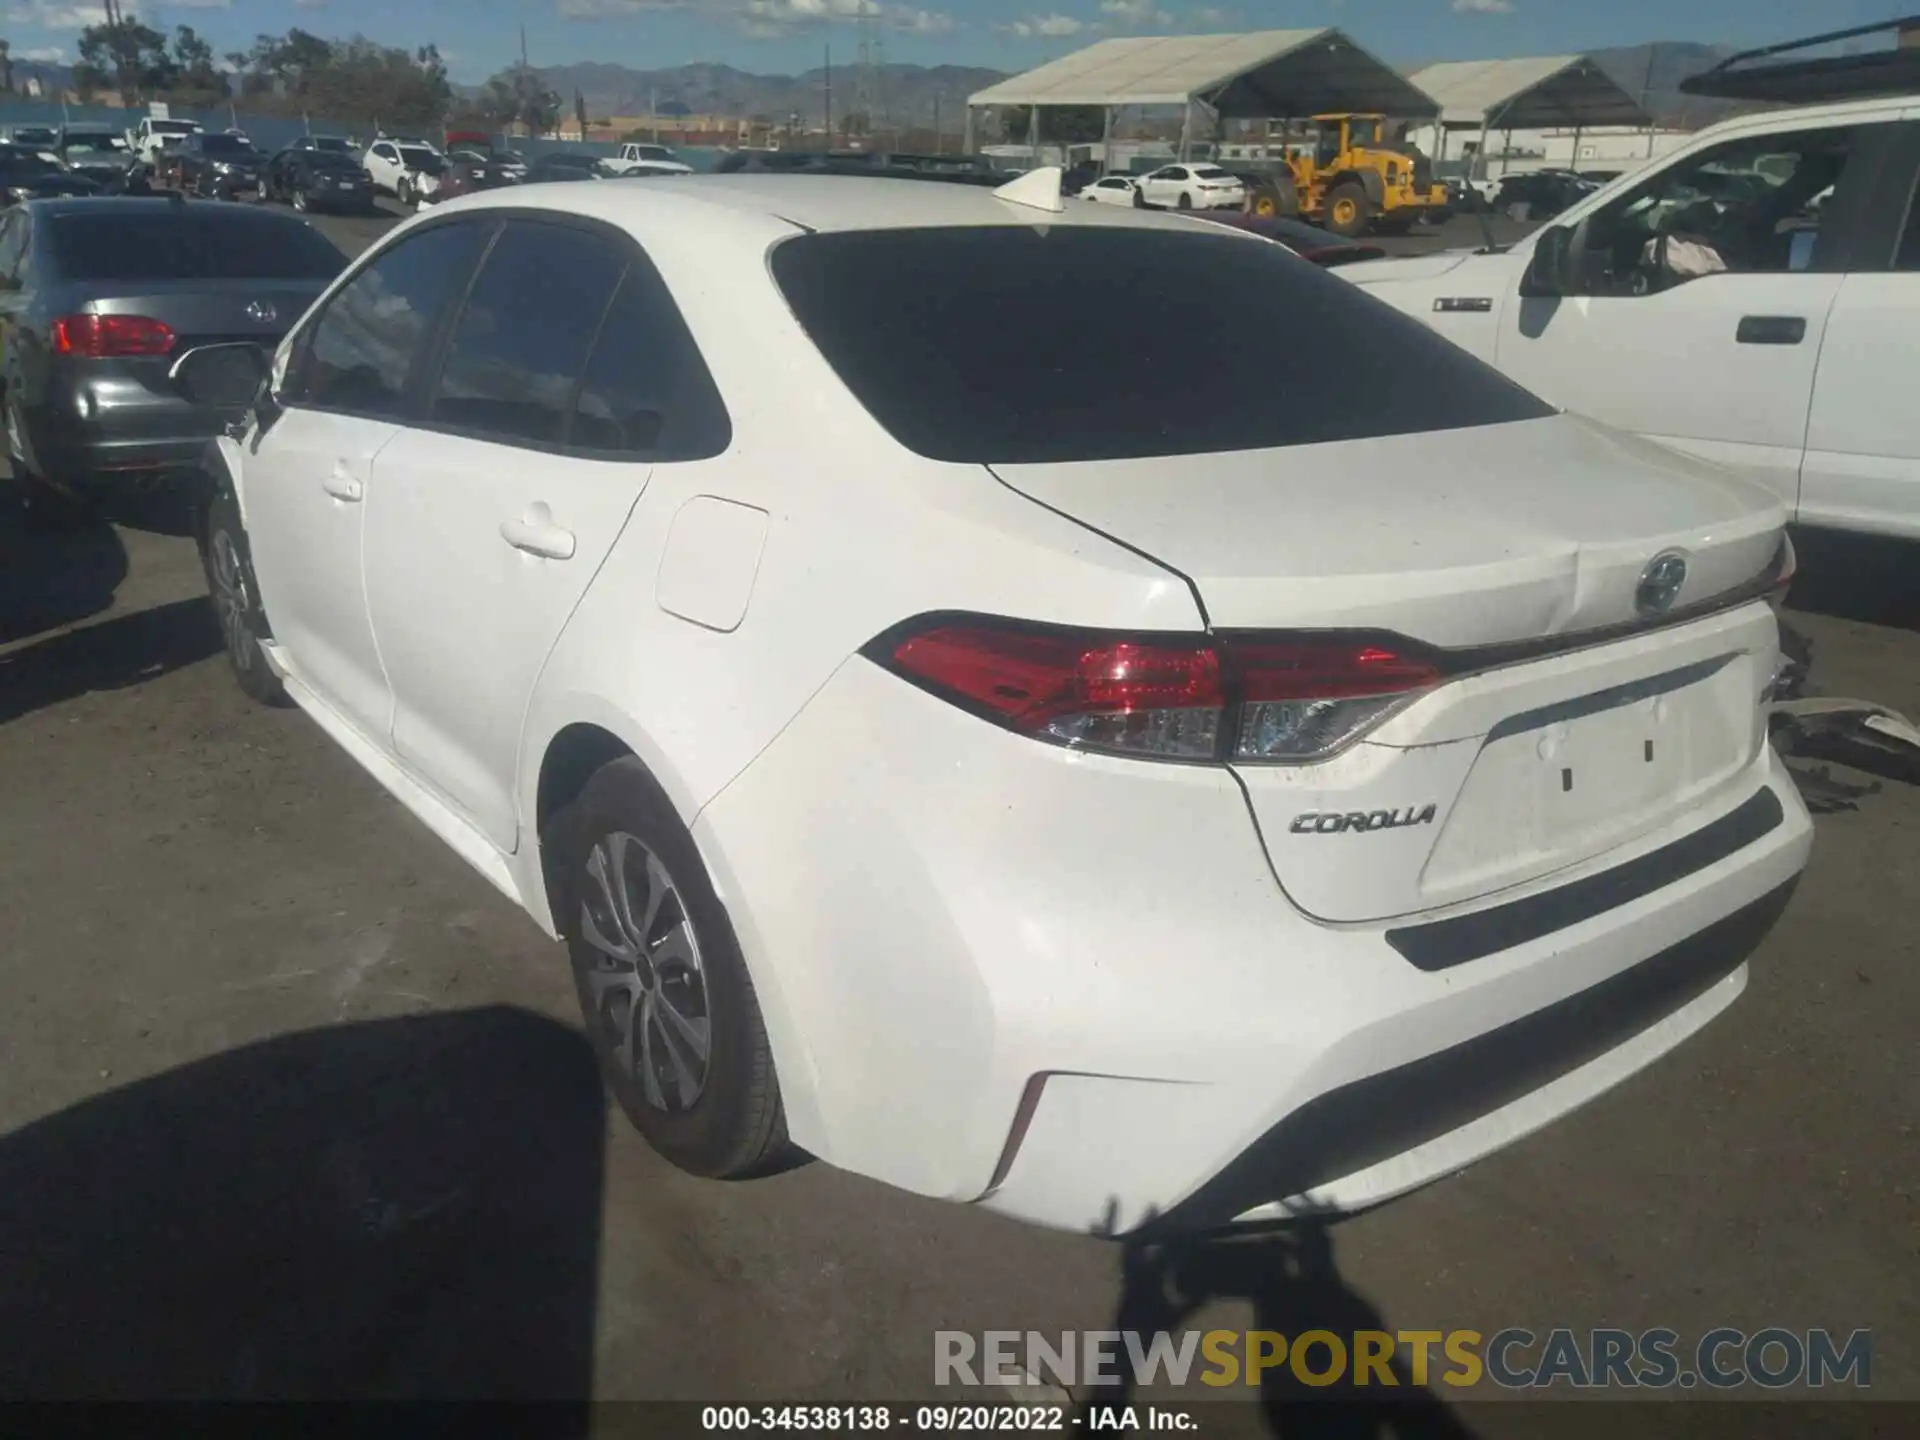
[1342,90,1920,544]
[172,174,1810,1234]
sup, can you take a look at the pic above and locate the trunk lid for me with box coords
[992,413,1786,923]
[989,414,1783,646]
[89,280,325,352]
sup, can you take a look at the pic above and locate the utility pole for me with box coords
[933,93,941,154]
[1639,43,1660,157]
[824,44,832,142]
[519,23,531,137]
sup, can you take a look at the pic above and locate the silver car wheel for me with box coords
[208,528,256,674]
[579,831,713,1113]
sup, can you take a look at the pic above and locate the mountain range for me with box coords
[529,42,1749,131]
[1,42,1750,133]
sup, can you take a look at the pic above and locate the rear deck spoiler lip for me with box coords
[1681,14,1920,103]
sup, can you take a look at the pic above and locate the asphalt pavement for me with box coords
[0,200,1912,1425]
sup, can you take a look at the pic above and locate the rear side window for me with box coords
[771,226,1554,465]
[568,260,732,460]
[428,221,627,447]
[288,221,491,419]
[49,211,346,281]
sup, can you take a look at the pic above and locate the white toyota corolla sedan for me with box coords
[173,170,1811,1235]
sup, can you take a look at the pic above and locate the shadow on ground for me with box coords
[0,594,225,725]
[0,500,129,647]
[1786,528,1920,632]
[1085,1221,1477,1439]
[0,1006,605,1405]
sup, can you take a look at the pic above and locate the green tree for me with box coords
[999,105,1107,144]
[472,62,560,135]
[168,25,227,105]
[75,18,174,101]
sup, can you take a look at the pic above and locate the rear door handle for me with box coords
[500,514,576,560]
[321,466,363,502]
[1736,315,1806,346]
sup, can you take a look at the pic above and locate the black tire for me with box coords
[1176,190,1193,210]
[551,757,788,1179]
[200,489,287,706]
[396,176,412,208]
[291,186,309,213]
[1247,174,1299,219]
[1325,181,1372,238]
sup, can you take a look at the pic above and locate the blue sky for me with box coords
[1,1,1904,84]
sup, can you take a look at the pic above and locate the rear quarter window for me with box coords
[769,225,1555,465]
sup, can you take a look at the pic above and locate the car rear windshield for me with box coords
[49,210,346,281]
[770,225,1555,465]
[201,134,253,155]
[1192,166,1233,179]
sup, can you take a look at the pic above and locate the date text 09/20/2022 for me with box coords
[702,1408,1184,1432]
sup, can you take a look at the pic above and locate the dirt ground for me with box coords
[0,204,1912,1430]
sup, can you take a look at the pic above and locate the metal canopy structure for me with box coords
[1681,15,1920,104]
[966,28,1440,118]
[1407,55,1650,130]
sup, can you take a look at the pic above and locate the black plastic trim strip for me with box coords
[1142,880,1797,1237]
[1386,787,1785,973]
[1483,655,1733,744]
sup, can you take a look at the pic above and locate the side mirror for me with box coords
[170,342,269,417]
[1521,224,1574,297]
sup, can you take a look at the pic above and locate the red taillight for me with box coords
[873,619,1440,763]
[51,313,176,358]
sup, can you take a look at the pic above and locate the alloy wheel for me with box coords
[579,831,713,1113]
[208,528,257,674]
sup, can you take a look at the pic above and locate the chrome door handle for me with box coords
[500,515,576,560]
[322,467,363,502]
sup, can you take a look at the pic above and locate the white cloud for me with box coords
[15,45,64,62]
[1006,13,1083,38]
[562,0,951,35]
[7,3,116,27]
[6,0,226,23]
[1451,0,1514,12]
[1099,0,1169,24]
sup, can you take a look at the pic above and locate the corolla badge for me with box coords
[245,300,278,324]
[1634,551,1689,617]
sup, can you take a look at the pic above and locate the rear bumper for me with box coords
[692,655,1813,1235]
[24,374,223,487]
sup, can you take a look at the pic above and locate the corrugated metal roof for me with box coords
[1408,56,1650,128]
[968,29,1439,118]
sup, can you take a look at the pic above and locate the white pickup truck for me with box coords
[601,141,693,176]
[1342,26,1920,545]
[125,116,203,166]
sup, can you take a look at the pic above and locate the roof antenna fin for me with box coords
[993,165,1065,214]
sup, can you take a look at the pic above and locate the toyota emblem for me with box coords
[245,300,278,325]
[1634,551,1689,617]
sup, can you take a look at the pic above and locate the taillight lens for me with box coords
[1228,637,1442,760]
[871,618,1440,763]
[51,313,176,358]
